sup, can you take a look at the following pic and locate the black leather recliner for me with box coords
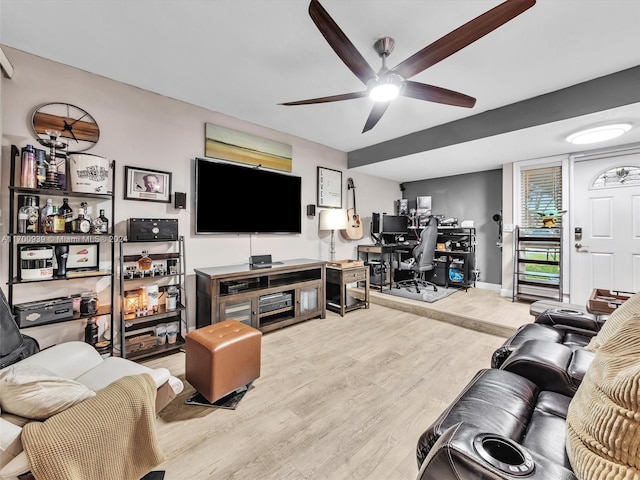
[491,307,603,369]
[416,368,578,480]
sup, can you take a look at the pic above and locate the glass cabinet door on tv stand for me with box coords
[119,236,188,360]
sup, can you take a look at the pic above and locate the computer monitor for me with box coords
[382,215,409,234]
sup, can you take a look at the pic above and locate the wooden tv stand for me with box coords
[195,258,326,333]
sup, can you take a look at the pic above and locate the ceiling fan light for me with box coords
[369,83,400,102]
[566,123,632,145]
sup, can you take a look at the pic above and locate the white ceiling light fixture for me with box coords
[566,123,632,145]
[368,73,404,102]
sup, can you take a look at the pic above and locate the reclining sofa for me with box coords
[415,291,640,480]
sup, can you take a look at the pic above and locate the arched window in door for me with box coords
[592,166,640,188]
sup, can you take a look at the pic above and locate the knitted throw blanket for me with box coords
[22,374,165,480]
[566,315,640,480]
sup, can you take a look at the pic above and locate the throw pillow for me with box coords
[566,321,640,479]
[0,365,95,420]
[585,292,640,352]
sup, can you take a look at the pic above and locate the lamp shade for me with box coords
[319,209,348,231]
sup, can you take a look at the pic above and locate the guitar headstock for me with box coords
[347,177,355,189]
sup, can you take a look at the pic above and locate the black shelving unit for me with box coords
[433,226,477,290]
[7,145,116,354]
[118,236,187,360]
[512,227,563,302]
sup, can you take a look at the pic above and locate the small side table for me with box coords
[326,263,370,317]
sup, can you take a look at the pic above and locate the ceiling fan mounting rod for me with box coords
[374,37,395,58]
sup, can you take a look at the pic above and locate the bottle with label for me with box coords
[138,250,153,271]
[84,317,99,346]
[18,196,40,233]
[59,198,74,233]
[80,202,92,226]
[72,207,92,233]
[92,209,109,234]
[40,198,54,233]
[53,207,66,233]
[44,156,60,189]
[20,145,37,188]
[35,148,47,188]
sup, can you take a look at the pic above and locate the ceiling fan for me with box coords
[280,0,536,133]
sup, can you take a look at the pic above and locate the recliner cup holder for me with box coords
[555,308,583,315]
[473,434,535,476]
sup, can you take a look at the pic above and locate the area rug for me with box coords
[382,285,458,303]
[185,382,253,410]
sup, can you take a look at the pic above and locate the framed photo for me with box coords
[66,243,99,271]
[124,166,171,203]
[317,166,342,208]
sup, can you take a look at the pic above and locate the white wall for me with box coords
[0,46,399,347]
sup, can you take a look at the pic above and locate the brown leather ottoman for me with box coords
[185,320,262,404]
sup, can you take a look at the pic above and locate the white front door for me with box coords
[570,153,640,305]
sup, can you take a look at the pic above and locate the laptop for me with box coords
[249,255,283,269]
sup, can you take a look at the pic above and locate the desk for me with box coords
[326,264,369,316]
[357,243,416,290]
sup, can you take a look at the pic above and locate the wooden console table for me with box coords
[326,263,370,316]
[195,258,326,333]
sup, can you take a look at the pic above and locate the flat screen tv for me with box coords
[195,158,302,234]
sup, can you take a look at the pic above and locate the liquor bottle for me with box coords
[20,145,37,188]
[40,198,54,233]
[92,209,109,234]
[18,196,39,233]
[72,207,92,233]
[80,202,92,226]
[59,198,74,233]
[44,156,60,189]
[84,317,99,346]
[138,250,153,271]
[53,205,66,233]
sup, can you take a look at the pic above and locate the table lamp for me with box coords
[319,209,348,261]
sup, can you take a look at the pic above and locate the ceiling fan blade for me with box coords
[280,91,368,106]
[403,81,476,108]
[362,102,390,133]
[309,0,376,85]
[392,0,536,79]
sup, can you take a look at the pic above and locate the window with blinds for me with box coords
[520,165,563,228]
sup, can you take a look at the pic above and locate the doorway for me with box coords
[569,151,640,305]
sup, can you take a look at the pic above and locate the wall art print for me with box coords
[205,123,293,172]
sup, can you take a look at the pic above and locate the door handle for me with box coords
[575,243,588,250]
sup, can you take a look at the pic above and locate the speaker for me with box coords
[127,218,178,242]
[306,204,316,217]
[174,192,187,209]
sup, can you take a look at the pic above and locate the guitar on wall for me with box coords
[342,178,364,240]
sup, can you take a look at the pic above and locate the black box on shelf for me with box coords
[14,297,74,327]
[127,218,178,242]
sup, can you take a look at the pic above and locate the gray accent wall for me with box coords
[402,169,503,285]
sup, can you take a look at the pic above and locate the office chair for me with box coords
[395,216,439,293]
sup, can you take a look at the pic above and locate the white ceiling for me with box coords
[2,0,640,182]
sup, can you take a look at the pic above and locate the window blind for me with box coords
[520,166,562,228]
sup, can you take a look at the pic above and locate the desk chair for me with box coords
[395,217,439,293]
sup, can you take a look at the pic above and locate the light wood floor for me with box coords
[142,292,531,480]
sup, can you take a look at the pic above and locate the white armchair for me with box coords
[0,341,183,479]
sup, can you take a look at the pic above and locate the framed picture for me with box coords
[317,166,342,208]
[124,166,171,203]
[66,243,99,271]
